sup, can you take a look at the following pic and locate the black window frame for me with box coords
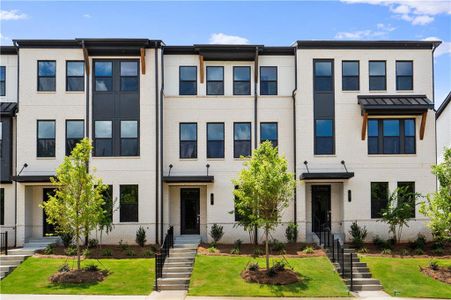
[120,61,139,92]
[369,60,386,91]
[233,122,251,158]
[233,66,251,96]
[206,66,224,96]
[179,122,198,159]
[260,122,278,147]
[94,120,113,157]
[371,182,389,219]
[234,185,243,222]
[397,181,416,218]
[207,122,225,159]
[65,119,84,156]
[0,188,4,225]
[367,118,416,155]
[396,60,413,91]
[342,60,360,91]
[0,66,5,96]
[101,185,114,223]
[260,66,278,95]
[120,120,139,156]
[120,184,138,222]
[0,121,3,159]
[37,60,56,92]
[65,60,85,92]
[37,120,56,158]
[94,61,113,92]
[314,119,335,155]
[179,66,197,96]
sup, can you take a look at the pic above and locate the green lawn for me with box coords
[189,255,349,297]
[0,257,154,295]
[360,256,451,299]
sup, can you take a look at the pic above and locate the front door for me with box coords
[43,188,56,236]
[180,188,200,235]
[312,185,331,233]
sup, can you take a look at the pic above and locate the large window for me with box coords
[234,122,251,158]
[234,185,243,222]
[260,122,278,147]
[233,66,251,95]
[120,185,138,222]
[66,61,84,91]
[368,119,415,154]
[37,120,56,157]
[0,66,5,96]
[397,182,416,218]
[260,66,277,95]
[206,66,224,95]
[179,66,197,95]
[38,61,56,91]
[315,119,334,155]
[0,122,2,158]
[396,61,413,90]
[369,61,386,91]
[314,61,333,92]
[180,123,197,159]
[371,182,388,218]
[101,185,113,222]
[0,188,3,225]
[66,120,84,155]
[94,121,113,156]
[94,61,113,92]
[207,123,224,158]
[342,61,359,91]
[120,120,138,156]
[120,61,138,91]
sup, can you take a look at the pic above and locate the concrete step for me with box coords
[157,283,188,291]
[328,255,360,262]
[337,267,370,273]
[158,277,190,285]
[27,238,59,243]
[345,278,380,285]
[163,272,192,278]
[0,255,28,261]
[166,257,194,263]
[169,250,196,256]
[342,272,372,278]
[348,284,383,291]
[7,250,35,256]
[0,260,22,266]
[163,266,193,273]
[164,262,193,268]
[0,265,15,272]
[174,244,197,249]
[334,262,367,268]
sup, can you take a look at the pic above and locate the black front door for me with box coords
[43,188,56,236]
[181,188,200,235]
[312,185,331,233]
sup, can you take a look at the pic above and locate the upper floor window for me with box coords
[342,61,359,91]
[260,122,278,147]
[371,182,388,218]
[38,61,56,91]
[314,61,333,92]
[207,123,224,158]
[66,120,84,156]
[66,61,84,91]
[120,120,139,156]
[234,122,251,158]
[369,61,386,91]
[396,61,413,90]
[0,66,5,96]
[94,120,112,156]
[120,185,138,222]
[0,188,4,225]
[94,61,113,92]
[120,61,138,91]
[180,123,197,159]
[397,181,416,218]
[260,66,277,95]
[179,66,197,95]
[37,120,55,157]
[206,66,224,95]
[233,66,251,95]
[315,119,334,155]
[0,122,3,159]
[368,119,415,154]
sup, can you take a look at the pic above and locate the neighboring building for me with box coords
[0,39,440,246]
[436,92,451,163]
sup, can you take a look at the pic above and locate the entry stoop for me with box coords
[156,235,200,291]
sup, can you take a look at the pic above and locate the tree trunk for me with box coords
[76,233,81,270]
[265,227,269,270]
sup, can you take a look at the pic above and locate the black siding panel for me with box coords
[1,117,13,182]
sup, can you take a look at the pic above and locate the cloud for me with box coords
[209,33,249,44]
[423,37,451,57]
[335,23,396,39]
[83,14,92,18]
[0,9,27,21]
[341,0,451,25]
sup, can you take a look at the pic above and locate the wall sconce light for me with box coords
[348,190,352,202]
[210,193,214,205]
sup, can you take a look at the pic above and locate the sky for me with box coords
[1,0,450,106]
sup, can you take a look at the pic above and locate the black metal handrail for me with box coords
[0,232,8,255]
[154,226,174,291]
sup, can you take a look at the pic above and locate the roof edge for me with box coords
[436,91,451,119]
[297,40,441,49]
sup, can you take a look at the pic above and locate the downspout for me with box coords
[83,40,90,139]
[292,47,298,232]
[13,41,19,248]
[154,43,159,245]
[159,45,165,244]
[253,47,259,245]
[432,42,439,192]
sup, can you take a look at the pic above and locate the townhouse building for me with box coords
[0,39,440,247]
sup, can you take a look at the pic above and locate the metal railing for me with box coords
[0,232,8,255]
[154,226,174,291]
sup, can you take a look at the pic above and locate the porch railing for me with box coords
[154,226,174,291]
[0,232,8,255]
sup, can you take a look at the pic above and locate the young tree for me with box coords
[420,147,451,242]
[233,141,295,270]
[41,138,107,270]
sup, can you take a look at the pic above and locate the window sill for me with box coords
[65,91,85,94]
[92,156,141,159]
[341,90,360,93]
[206,158,225,161]
[117,222,140,224]
[234,157,250,161]
[36,157,56,160]
[179,158,198,161]
[368,90,388,93]
[313,155,337,157]
[36,91,57,94]
[395,90,414,93]
[368,154,417,157]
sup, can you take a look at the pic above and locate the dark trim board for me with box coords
[297,40,441,49]
[300,172,355,180]
[358,95,433,115]
[12,175,52,183]
[436,91,451,119]
[163,176,214,183]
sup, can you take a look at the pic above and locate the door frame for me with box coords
[311,185,331,232]
[180,188,200,235]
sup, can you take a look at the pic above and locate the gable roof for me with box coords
[436,91,451,119]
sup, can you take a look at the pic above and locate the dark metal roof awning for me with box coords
[300,172,355,180]
[163,176,214,183]
[0,102,18,116]
[12,175,52,183]
[358,95,433,115]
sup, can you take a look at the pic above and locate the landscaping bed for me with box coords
[197,243,325,257]
[36,244,157,259]
[354,242,451,258]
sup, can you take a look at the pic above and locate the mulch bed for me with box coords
[36,245,156,259]
[356,242,451,258]
[420,266,451,284]
[241,269,299,285]
[49,269,108,284]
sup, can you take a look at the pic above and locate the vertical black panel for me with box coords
[0,117,12,182]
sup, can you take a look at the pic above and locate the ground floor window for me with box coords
[120,185,138,222]
[397,181,416,218]
[0,188,4,225]
[371,182,388,218]
[101,185,113,222]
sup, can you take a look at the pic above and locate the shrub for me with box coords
[60,233,73,248]
[414,248,425,255]
[400,249,410,256]
[266,266,277,277]
[357,247,368,254]
[303,246,315,254]
[209,224,224,246]
[253,247,263,257]
[88,238,98,248]
[207,246,217,253]
[150,245,158,253]
[432,239,446,250]
[58,263,70,273]
[135,226,147,247]
[247,262,259,271]
[83,264,100,272]
[125,249,136,257]
[432,248,444,256]
[270,239,285,252]
[43,244,55,255]
[285,222,298,243]
[381,248,392,255]
[65,245,77,256]
[349,221,368,249]
[273,260,285,272]
[230,247,240,255]
[119,240,129,251]
[82,248,90,257]
[233,239,243,250]
[373,236,393,250]
[409,234,426,250]
[102,248,112,257]
[429,260,439,270]
[144,249,154,257]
